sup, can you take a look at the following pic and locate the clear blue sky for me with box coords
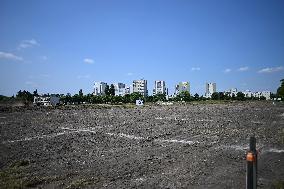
[0,0,283,96]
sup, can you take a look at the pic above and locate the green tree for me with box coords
[194,93,199,101]
[72,94,80,104]
[85,94,92,103]
[219,92,225,100]
[277,79,284,98]
[130,92,143,103]
[77,89,84,103]
[109,84,115,96]
[259,96,266,100]
[231,93,236,100]
[236,92,245,101]
[270,93,277,99]
[114,95,123,104]
[224,93,231,100]
[211,92,220,100]
[105,85,110,96]
[79,89,83,97]
[153,94,166,102]
[177,91,191,102]
[33,89,38,97]
[199,95,206,101]
[66,93,72,103]
[123,94,131,103]
[91,95,103,104]
[146,95,154,102]
[61,93,72,104]
[16,90,33,102]
[0,95,10,101]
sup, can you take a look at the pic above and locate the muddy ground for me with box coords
[0,101,284,188]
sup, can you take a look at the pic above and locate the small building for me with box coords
[34,95,60,106]
[225,88,238,97]
[260,91,271,100]
[34,96,50,106]
[243,90,271,100]
[243,90,252,98]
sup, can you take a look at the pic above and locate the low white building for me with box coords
[243,90,252,98]
[259,91,271,100]
[225,88,238,97]
[34,96,50,106]
[243,90,271,100]
[33,95,60,106]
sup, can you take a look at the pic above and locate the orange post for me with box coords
[246,136,257,189]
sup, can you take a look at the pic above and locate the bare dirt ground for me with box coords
[0,101,284,189]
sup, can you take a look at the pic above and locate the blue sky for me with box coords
[0,0,283,96]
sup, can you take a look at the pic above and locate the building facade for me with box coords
[243,90,252,98]
[175,81,190,96]
[114,83,126,96]
[225,88,238,97]
[238,90,271,100]
[125,86,132,95]
[260,91,271,100]
[133,79,148,97]
[93,81,107,96]
[33,95,60,106]
[205,82,216,98]
[34,96,50,106]
[153,80,167,95]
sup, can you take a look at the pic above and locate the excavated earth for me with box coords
[0,101,284,188]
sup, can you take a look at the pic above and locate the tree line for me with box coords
[0,79,283,104]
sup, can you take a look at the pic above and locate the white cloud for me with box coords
[0,51,23,61]
[238,66,249,71]
[77,74,91,79]
[18,39,39,49]
[126,72,134,76]
[224,68,231,73]
[191,67,201,71]
[258,66,284,73]
[84,58,94,64]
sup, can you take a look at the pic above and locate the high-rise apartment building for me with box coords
[153,80,167,95]
[133,79,148,97]
[114,83,126,96]
[175,81,190,95]
[93,81,107,96]
[205,82,216,98]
